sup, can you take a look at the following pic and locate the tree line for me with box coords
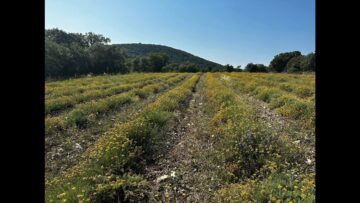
[45,29,128,79]
[45,29,224,79]
[201,51,315,73]
[241,51,315,73]
[45,28,315,80]
[118,43,224,71]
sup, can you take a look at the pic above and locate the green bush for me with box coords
[214,173,315,203]
[269,94,297,109]
[252,86,282,103]
[293,86,314,98]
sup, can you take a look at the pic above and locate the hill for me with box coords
[117,43,224,71]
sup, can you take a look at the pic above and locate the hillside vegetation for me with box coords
[45,28,315,80]
[117,43,224,71]
[45,29,225,80]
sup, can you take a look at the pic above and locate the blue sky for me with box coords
[45,0,315,68]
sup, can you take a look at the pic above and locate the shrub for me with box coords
[214,173,315,203]
[293,86,314,98]
[252,86,282,103]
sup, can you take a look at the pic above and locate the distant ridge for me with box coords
[116,43,224,70]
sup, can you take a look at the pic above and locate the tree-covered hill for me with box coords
[117,43,224,71]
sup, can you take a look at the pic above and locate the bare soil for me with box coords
[144,75,223,203]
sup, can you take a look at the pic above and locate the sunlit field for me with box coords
[45,72,315,202]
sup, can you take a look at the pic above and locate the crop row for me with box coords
[45,73,189,136]
[45,73,178,115]
[45,74,200,202]
[242,72,315,87]
[223,73,315,130]
[226,72,315,99]
[45,73,190,179]
[46,74,134,91]
[45,73,172,98]
[203,73,315,202]
[46,72,158,88]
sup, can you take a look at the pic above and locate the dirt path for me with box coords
[144,75,222,203]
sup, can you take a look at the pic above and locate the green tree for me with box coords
[257,64,268,72]
[162,63,178,72]
[68,43,91,75]
[45,39,73,78]
[139,57,150,72]
[131,57,141,72]
[234,65,243,72]
[286,55,305,72]
[45,28,88,47]
[302,53,315,71]
[84,32,110,47]
[269,51,302,72]
[178,62,200,72]
[224,64,234,72]
[45,28,130,79]
[245,63,268,72]
[89,44,128,74]
[148,53,169,72]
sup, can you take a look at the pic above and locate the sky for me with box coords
[45,0,315,68]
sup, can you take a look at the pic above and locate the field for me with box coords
[45,72,315,203]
